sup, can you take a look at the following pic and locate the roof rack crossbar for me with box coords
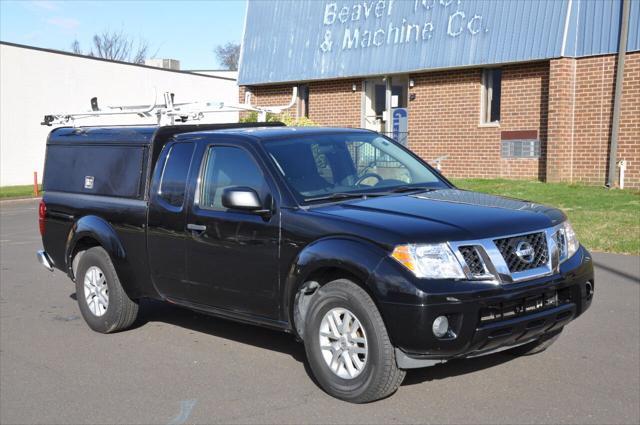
[41,88,298,127]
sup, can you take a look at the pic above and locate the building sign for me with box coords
[319,0,487,54]
[392,107,408,146]
[239,0,640,86]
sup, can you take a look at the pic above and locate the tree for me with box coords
[214,42,240,70]
[71,30,149,64]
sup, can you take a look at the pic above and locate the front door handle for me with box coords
[187,223,207,232]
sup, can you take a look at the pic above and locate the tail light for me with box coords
[38,200,46,236]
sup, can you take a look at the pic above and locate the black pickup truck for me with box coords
[37,122,594,403]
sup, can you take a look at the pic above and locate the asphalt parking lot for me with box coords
[1,199,639,425]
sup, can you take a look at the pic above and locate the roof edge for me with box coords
[0,41,236,81]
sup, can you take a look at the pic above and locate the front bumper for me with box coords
[372,246,594,367]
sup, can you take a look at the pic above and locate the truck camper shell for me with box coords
[43,122,285,200]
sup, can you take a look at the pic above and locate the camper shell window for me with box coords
[43,144,148,199]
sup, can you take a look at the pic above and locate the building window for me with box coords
[481,69,501,124]
[297,85,309,118]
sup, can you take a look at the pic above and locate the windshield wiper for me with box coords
[386,185,437,194]
[304,192,377,203]
[304,187,437,203]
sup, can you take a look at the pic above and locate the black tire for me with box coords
[303,279,405,403]
[507,328,563,356]
[75,246,139,333]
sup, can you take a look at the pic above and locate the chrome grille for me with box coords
[554,229,567,259]
[494,232,548,273]
[459,246,485,276]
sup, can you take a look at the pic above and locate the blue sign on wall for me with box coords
[239,0,640,85]
[392,107,408,146]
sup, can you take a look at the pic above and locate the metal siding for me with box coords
[577,0,617,56]
[626,0,640,52]
[239,0,640,85]
[563,0,579,57]
[575,0,640,56]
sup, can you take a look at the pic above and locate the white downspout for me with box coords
[248,87,298,122]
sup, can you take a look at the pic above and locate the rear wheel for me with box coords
[75,247,139,333]
[303,279,405,403]
[507,328,563,356]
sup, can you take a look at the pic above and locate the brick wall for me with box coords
[241,52,639,188]
[547,52,640,188]
[408,62,548,180]
[239,84,293,121]
[307,79,362,127]
[547,58,576,183]
[242,84,292,108]
[240,80,362,127]
[617,53,640,188]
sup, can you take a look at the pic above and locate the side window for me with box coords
[481,68,502,124]
[158,142,194,208]
[200,146,269,210]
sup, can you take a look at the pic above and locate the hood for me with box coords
[310,189,566,244]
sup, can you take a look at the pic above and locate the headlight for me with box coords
[558,220,580,261]
[391,243,465,279]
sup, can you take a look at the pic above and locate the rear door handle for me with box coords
[187,223,207,232]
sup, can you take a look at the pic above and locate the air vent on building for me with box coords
[144,58,180,70]
[500,130,540,158]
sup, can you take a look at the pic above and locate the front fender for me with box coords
[65,215,126,279]
[283,236,389,324]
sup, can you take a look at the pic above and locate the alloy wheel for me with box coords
[318,307,368,379]
[83,266,109,317]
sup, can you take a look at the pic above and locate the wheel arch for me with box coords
[69,236,102,280]
[65,215,136,298]
[285,237,389,340]
[65,215,126,279]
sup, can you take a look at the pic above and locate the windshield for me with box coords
[263,132,448,202]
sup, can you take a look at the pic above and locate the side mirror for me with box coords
[221,187,264,211]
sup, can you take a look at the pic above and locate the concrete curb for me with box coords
[0,197,41,204]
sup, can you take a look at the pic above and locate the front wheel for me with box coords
[303,279,405,403]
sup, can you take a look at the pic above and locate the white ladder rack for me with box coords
[41,88,297,127]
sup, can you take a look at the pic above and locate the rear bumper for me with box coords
[375,246,594,368]
[36,250,54,272]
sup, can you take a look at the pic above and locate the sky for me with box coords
[0,0,247,69]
